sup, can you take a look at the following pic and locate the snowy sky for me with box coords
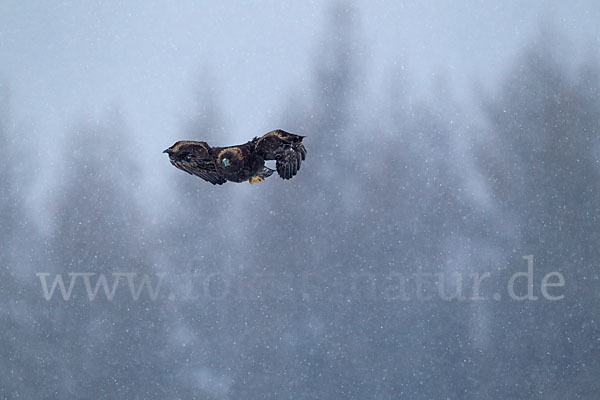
[1,0,599,156]
[2,3,600,397]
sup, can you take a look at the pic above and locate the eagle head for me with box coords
[217,148,242,169]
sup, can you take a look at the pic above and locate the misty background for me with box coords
[1,1,600,398]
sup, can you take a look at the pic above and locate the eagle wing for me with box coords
[254,130,307,180]
[168,142,227,185]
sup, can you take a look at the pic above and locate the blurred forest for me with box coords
[1,5,600,400]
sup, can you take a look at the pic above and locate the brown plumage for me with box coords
[163,130,307,185]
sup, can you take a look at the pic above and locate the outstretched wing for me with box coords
[254,130,307,180]
[167,142,227,185]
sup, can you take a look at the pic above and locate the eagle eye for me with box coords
[181,153,193,162]
[221,158,230,167]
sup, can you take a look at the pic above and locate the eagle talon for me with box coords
[249,176,264,184]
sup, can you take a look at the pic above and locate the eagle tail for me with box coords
[260,166,275,178]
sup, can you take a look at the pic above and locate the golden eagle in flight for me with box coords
[163,130,306,185]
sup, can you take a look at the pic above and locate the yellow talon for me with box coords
[249,176,264,184]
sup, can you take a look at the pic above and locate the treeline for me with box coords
[1,5,599,399]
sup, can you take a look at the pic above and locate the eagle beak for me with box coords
[163,149,170,154]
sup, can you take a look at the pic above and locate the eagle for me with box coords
[163,129,307,185]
